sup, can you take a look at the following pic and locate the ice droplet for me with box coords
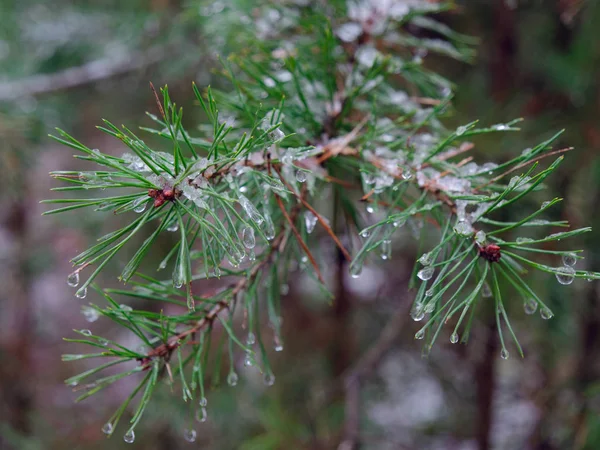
[393,217,406,228]
[295,170,307,183]
[516,237,534,244]
[246,332,256,346]
[417,267,435,281]
[349,263,362,279]
[454,220,473,236]
[75,287,87,299]
[263,372,275,386]
[102,422,113,435]
[450,332,459,344]
[227,372,238,386]
[401,170,413,180]
[80,329,92,336]
[500,349,509,360]
[123,430,135,444]
[541,201,551,209]
[304,211,317,234]
[274,335,284,352]
[415,329,425,340]
[540,307,554,320]
[132,197,147,213]
[337,22,363,42]
[418,252,432,266]
[120,304,133,312]
[199,397,208,407]
[244,354,253,367]
[166,221,179,232]
[262,213,275,240]
[555,266,575,285]
[366,205,375,214]
[524,299,537,315]
[184,428,197,443]
[562,253,577,267]
[380,239,392,260]
[492,123,509,131]
[239,195,264,225]
[411,308,425,322]
[81,306,99,323]
[196,406,208,423]
[475,230,486,245]
[67,271,80,287]
[360,229,370,238]
[455,125,467,136]
[242,226,256,249]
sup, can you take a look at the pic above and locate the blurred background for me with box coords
[1,1,600,449]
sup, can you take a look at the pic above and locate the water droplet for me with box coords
[133,197,147,213]
[244,354,253,367]
[120,304,133,312]
[516,237,534,244]
[80,329,92,337]
[541,201,551,209]
[425,288,434,297]
[81,306,99,323]
[380,239,392,260]
[102,422,113,435]
[401,170,413,180]
[98,338,109,347]
[274,335,284,352]
[417,267,434,281]
[239,195,264,225]
[455,125,467,136]
[184,428,197,443]
[199,397,208,407]
[540,307,554,320]
[418,252,433,266]
[450,332,459,344]
[280,284,290,295]
[75,287,87,299]
[411,306,425,322]
[262,213,275,240]
[414,329,425,340]
[349,264,362,279]
[366,205,375,214]
[166,221,179,232]
[475,230,486,245]
[393,217,406,228]
[248,249,256,261]
[263,372,275,386]
[492,123,509,131]
[524,299,537,315]
[195,407,208,423]
[123,430,135,444]
[359,229,370,238]
[555,266,575,285]
[227,372,238,386]
[246,332,256,346]
[295,170,307,183]
[242,226,256,249]
[562,253,577,267]
[500,349,509,360]
[481,283,492,298]
[67,271,80,287]
[304,211,317,234]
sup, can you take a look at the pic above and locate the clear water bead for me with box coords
[132,197,147,213]
[450,332,459,344]
[562,253,577,267]
[455,125,467,136]
[246,332,256,346]
[199,397,208,407]
[417,267,435,281]
[123,430,135,444]
[454,220,473,236]
[262,213,275,240]
[516,237,534,244]
[359,229,370,238]
[380,239,392,260]
[411,305,425,322]
[244,354,253,367]
[239,195,264,225]
[401,170,413,180]
[414,329,425,340]
[524,299,537,315]
[555,266,575,285]
[80,329,92,336]
[304,211,317,234]
[242,226,256,249]
[264,373,275,386]
[393,217,406,228]
[166,221,179,232]
[295,170,307,183]
[540,307,554,320]
[102,422,113,435]
[227,372,238,386]
[67,271,80,287]
[274,335,284,352]
[541,201,551,209]
[418,252,433,266]
[482,283,492,298]
[75,287,87,299]
[184,429,197,443]
[475,230,486,245]
[349,264,362,279]
[196,406,208,422]
[280,284,290,295]
[81,306,99,323]
[500,349,509,360]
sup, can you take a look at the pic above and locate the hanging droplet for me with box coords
[411,305,425,322]
[359,229,370,238]
[242,226,256,249]
[555,266,575,285]
[540,307,554,320]
[425,288,434,297]
[562,253,577,267]
[304,211,317,234]
[481,283,492,298]
[417,267,435,281]
[274,334,284,352]
[524,299,537,315]
[81,306,99,323]
[401,170,413,180]
[238,195,264,225]
[349,263,362,279]
[455,125,467,136]
[366,205,375,214]
[516,237,534,244]
[454,220,473,236]
[424,302,435,313]
[262,213,275,240]
[133,197,147,213]
[227,372,238,386]
[195,406,208,423]
[75,287,87,299]
[296,170,307,183]
[380,239,392,260]
[500,349,509,360]
[80,329,92,336]
[67,271,80,287]
[450,332,459,344]
[102,422,113,435]
[263,372,275,386]
[418,252,432,266]
[393,217,406,228]
[183,429,197,443]
[414,329,425,340]
[167,221,179,232]
[98,338,109,347]
[123,430,135,444]
[475,230,486,245]
[244,353,253,367]
[246,332,256,346]
[199,397,208,407]
[248,249,256,261]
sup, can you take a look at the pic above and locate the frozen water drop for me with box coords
[304,211,317,234]
[500,349,509,360]
[540,307,554,320]
[425,288,434,297]
[393,217,406,228]
[166,221,179,232]
[199,397,208,407]
[274,335,284,352]
[417,267,435,281]
[81,306,99,323]
[295,170,307,183]
[562,253,577,267]
[482,283,492,298]
[120,304,133,312]
[475,230,486,245]
[455,125,467,136]
[492,123,509,131]
[227,372,238,386]
[555,266,575,285]
[184,429,197,443]
[123,430,135,444]
[239,195,264,225]
[454,220,473,236]
[263,372,275,386]
[401,170,413,180]
[415,329,425,340]
[418,252,432,266]
[541,201,551,209]
[262,213,275,240]
[366,205,374,214]
[98,338,109,347]
[67,271,80,287]
[524,299,537,315]
[80,329,92,336]
[244,354,253,367]
[359,229,370,238]
[246,332,256,346]
[133,197,147,213]
[196,406,208,423]
[380,239,392,260]
[450,332,459,344]
[102,422,113,435]
[242,226,256,249]
[75,287,87,299]
[349,264,362,279]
